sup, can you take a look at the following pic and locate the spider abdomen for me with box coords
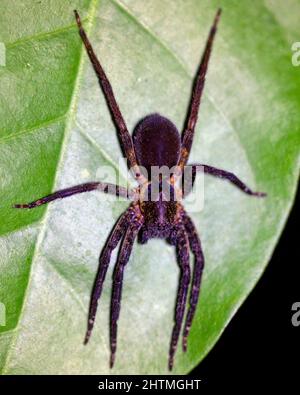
[133,113,181,178]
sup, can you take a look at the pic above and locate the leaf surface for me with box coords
[0,0,299,374]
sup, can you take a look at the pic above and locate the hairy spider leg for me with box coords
[177,8,222,174]
[181,212,205,352]
[110,218,143,368]
[183,164,267,198]
[13,182,135,208]
[168,227,191,371]
[74,10,145,183]
[13,182,133,209]
[84,207,135,344]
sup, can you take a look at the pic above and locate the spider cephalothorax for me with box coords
[14,9,266,370]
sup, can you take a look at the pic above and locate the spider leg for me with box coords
[110,218,143,368]
[183,164,267,198]
[74,10,144,183]
[84,207,136,344]
[168,227,191,371]
[177,9,221,174]
[181,211,204,352]
[13,182,134,209]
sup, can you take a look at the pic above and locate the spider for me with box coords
[14,9,266,370]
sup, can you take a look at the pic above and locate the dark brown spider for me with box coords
[14,9,266,370]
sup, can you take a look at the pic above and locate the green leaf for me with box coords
[0,0,299,374]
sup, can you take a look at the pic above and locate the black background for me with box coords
[191,184,299,384]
